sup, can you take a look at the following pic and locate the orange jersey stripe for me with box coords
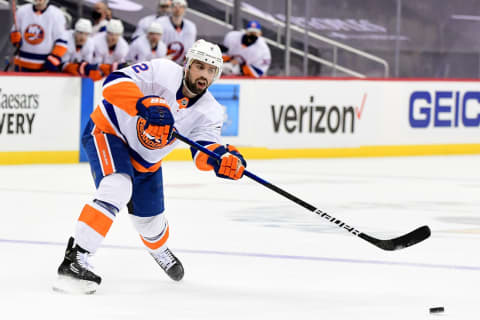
[78,204,114,237]
[130,157,162,173]
[194,143,220,171]
[103,81,143,116]
[91,106,118,136]
[140,226,170,250]
[51,44,68,57]
[93,131,114,176]
[14,58,43,70]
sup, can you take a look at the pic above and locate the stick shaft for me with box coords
[5,0,19,72]
[173,132,363,236]
[11,0,18,30]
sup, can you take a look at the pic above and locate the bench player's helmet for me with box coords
[184,39,223,82]
[75,18,93,34]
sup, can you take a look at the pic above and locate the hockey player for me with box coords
[157,0,196,65]
[61,18,95,76]
[91,1,109,34]
[222,20,271,78]
[53,39,247,294]
[92,19,128,65]
[10,0,68,72]
[81,19,129,81]
[131,0,172,40]
[127,22,167,64]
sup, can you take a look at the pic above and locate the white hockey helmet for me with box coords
[172,0,187,7]
[147,22,163,34]
[75,18,93,34]
[185,39,223,82]
[106,19,124,35]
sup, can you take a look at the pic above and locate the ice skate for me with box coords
[53,237,101,294]
[150,247,184,281]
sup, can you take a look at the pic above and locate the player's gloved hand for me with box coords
[110,62,129,72]
[136,95,175,146]
[44,54,61,72]
[78,62,105,80]
[79,62,99,76]
[222,62,240,75]
[207,144,246,180]
[10,31,22,47]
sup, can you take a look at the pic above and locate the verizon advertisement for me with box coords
[234,79,380,148]
[0,76,82,152]
[218,78,480,150]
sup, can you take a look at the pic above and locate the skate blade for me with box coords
[52,275,98,295]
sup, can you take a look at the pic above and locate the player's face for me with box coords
[106,33,120,47]
[75,32,89,46]
[185,60,217,94]
[147,33,161,47]
[34,0,48,10]
[157,1,171,16]
[172,4,186,18]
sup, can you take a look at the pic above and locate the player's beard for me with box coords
[185,72,208,95]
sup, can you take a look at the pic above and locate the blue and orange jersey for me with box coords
[91,59,224,172]
[13,4,67,70]
[223,30,271,77]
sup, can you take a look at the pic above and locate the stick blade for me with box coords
[360,225,431,251]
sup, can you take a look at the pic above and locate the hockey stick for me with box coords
[172,131,431,251]
[4,0,19,72]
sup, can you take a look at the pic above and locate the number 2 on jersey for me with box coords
[132,63,149,73]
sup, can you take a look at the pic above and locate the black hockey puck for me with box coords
[429,306,445,314]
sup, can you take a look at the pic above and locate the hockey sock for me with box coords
[75,200,118,254]
[131,215,169,252]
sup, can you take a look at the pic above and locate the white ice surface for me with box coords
[0,155,479,319]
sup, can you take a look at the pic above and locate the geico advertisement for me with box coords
[387,81,480,144]
[0,76,81,151]
[236,80,381,148]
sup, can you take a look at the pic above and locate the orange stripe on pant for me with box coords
[93,129,114,176]
[78,204,114,237]
[140,226,170,250]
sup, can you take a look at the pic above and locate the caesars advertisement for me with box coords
[0,75,81,163]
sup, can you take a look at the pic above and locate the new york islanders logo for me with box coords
[136,119,175,150]
[24,24,45,45]
[167,41,185,62]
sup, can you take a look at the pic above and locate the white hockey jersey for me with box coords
[223,30,271,77]
[92,32,129,64]
[157,16,197,65]
[62,30,95,64]
[13,3,67,70]
[91,59,224,171]
[131,15,157,40]
[92,20,108,34]
[126,35,167,64]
